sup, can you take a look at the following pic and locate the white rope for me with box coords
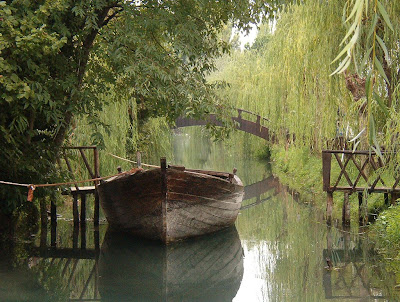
[0,153,160,189]
[0,180,29,187]
[107,153,160,168]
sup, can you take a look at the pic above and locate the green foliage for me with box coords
[331,0,400,152]
[372,204,400,254]
[370,208,400,294]
[271,145,323,203]
[210,1,350,150]
[0,0,280,213]
[136,117,174,165]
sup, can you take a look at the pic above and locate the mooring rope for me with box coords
[0,180,31,187]
[0,172,125,189]
[0,169,142,202]
[107,153,160,168]
[0,152,159,202]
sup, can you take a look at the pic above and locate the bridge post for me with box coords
[94,147,100,227]
[237,109,242,120]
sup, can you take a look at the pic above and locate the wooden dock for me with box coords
[43,146,101,229]
[322,150,400,225]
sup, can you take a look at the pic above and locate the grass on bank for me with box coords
[268,143,400,279]
[268,144,392,222]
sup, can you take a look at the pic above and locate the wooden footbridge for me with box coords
[175,108,272,140]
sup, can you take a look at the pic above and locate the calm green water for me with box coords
[1,127,399,301]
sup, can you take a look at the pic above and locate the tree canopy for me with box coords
[0,0,284,212]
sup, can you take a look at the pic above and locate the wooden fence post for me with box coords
[50,200,57,246]
[51,200,57,226]
[326,192,333,225]
[161,157,167,241]
[391,192,399,205]
[322,151,332,192]
[342,193,350,226]
[94,147,100,227]
[40,202,47,250]
[81,224,86,249]
[80,193,86,225]
[73,194,79,226]
[323,151,333,225]
[358,192,363,225]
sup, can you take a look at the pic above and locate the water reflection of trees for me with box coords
[171,127,270,186]
[0,219,104,301]
[236,186,400,301]
[324,226,398,300]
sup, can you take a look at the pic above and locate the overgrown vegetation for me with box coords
[0,0,282,214]
[210,0,400,252]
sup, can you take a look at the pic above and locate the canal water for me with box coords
[1,127,399,301]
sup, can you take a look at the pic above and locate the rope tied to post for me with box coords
[0,152,156,202]
[27,185,35,202]
[0,169,142,203]
[107,153,160,168]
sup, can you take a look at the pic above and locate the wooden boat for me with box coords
[98,158,244,243]
[99,226,244,301]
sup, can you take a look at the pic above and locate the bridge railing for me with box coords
[174,108,272,140]
[236,108,269,126]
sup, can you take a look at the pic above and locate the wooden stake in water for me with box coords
[342,192,350,226]
[137,151,142,168]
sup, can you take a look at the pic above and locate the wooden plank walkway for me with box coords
[48,146,101,227]
[67,186,96,195]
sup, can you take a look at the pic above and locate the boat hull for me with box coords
[98,167,244,243]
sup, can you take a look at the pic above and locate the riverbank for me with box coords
[268,144,400,273]
[268,145,388,219]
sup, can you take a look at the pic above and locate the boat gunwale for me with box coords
[100,167,243,187]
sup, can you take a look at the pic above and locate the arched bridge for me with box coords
[175,108,271,140]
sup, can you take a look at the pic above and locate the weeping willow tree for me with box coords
[331,0,400,155]
[210,1,349,150]
[211,0,400,153]
[68,89,174,176]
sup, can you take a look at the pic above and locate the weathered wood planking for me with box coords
[98,169,164,241]
[98,165,244,243]
[166,169,243,242]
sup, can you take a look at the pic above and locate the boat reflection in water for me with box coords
[99,226,244,301]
